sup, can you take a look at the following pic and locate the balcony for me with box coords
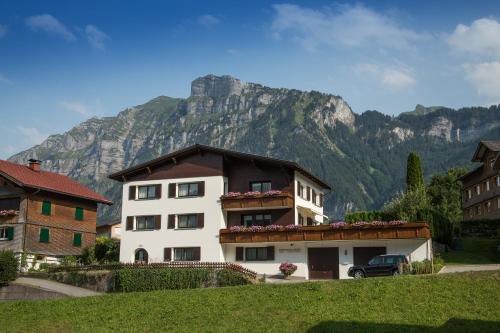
[220,191,294,211]
[0,210,19,224]
[219,222,431,244]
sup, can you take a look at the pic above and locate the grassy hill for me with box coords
[2,271,499,332]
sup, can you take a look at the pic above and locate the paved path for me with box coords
[439,264,500,274]
[12,277,102,298]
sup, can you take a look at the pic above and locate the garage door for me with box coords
[353,247,386,265]
[308,247,339,279]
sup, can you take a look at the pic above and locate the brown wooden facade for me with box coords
[219,223,431,244]
[461,141,500,221]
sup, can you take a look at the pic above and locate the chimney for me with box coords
[28,159,41,172]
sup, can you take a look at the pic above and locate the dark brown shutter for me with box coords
[155,184,162,199]
[197,213,204,228]
[193,247,201,261]
[319,193,324,207]
[306,186,311,201]
[126,216,134,230]
[297,181,301,196]
[163,248,171,261]
[168,183,176,198]
[236,247,244,261]
[266,246,275,260]
[198,181,205,196]
[128,186,136,200]
[168,214,175,229]
[154,215,161,230]
[312,190,316,204]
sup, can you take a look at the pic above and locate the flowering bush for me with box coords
[229,224,302,233]
[0,210,18,217]
[224,192,242,198]
[220,190,286,199]
[330,222,347,229]
[351,221,370,227]
[265,224,283,232]
[242,191,261,196]
[284,224,303,231]
[279,262,298,277]
[248,225,265,232]
[263,190,283,196]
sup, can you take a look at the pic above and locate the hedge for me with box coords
[0,250,18,285]
[113,268,251,292]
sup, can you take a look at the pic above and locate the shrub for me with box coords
[402,258,444,275]
[0,250,18,285]
[113,268,250,292]
[279,262,298,277]
[345,211,395,223]
[94,237,120,263]
[60,256,79,266]
[38,262,58,272]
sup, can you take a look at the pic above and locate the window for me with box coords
[75,207,84,221]
[174,247,200,261]
[242,214,272,227]
[0,227,13,241]
[178,183,199,197]
[42,201,51,216]
[136,216,155,230]
[498,198,500,209]
[368,256,383,265]
[486,201,492,212]
[39,228,50,243]
[298,214,304,225]
[490,159,495,168]
[300,184,305,198]
[0,197,20,210]
[245,247,270,261]
[73,233,82,247]
[486,181,490,192]
[497,176,500,187]
[138,185,156,199]
[383,256,396,264]
[178,214,198,228]
[467,189,472,200]
[135,249,148,263]
[475,185,481,195]
[250,181,271,192]
[476,205,482,216]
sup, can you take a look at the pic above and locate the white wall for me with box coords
[294,171,325,224]
[224,238,431,279]
[119,176,225,263]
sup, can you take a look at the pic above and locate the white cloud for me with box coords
[16,126,48,146]
[463,62,500,102]
[353,63,416,90]
[0,25,7,38]
[25,14,75,41]
[197,14,221,27]
[271,4,426,51]
[59,100,93,117]
[85,25,110,49]
[448,18,500,57]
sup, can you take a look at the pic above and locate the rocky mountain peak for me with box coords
[190,74,244,98]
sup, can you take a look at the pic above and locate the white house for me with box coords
[109,144,432,279]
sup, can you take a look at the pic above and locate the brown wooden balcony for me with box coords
[0,211,20,224]
[220,192,294,210]
[219,222,431,244]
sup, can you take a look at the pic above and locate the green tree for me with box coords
[406,152,424,191]
[383,185,430,222]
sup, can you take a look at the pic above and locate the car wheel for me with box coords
[392,269,400,276]
[353,270,365,279]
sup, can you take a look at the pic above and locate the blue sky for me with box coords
[1,1,500,158]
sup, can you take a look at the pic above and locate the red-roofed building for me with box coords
[0,159,112,265]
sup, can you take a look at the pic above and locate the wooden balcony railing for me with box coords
[220,192,294,210]
[219,222,431,244]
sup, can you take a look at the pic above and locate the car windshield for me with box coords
[368,256,383,265]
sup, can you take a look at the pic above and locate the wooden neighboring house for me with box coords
[109,144,432,280]
[0,159,112,265]
[96,220,121,239]
[460,141,500,221]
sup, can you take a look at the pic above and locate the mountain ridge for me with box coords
[8,75,500,222]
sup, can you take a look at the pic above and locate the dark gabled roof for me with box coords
[0,160,112,205]
[472,141,500,162]
[458,165,483,181]
[97,219,121,227]
[108,144,332,190]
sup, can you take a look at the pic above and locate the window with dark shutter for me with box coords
[129,186,136,200]
[73,233,82,247]
[164,248,171,261]
[306,187,311,201]
[126,216,134,231]
[168,183,176,198]
[155,184,162,199]
[39,228,50,243]
[197,213,204,228]
[75,207,84,221]
[193,247,201,261]
[297,181,301,196]
[198,181,205,196]
[154,215,161,230]
[266,246,275,260]
[168,215,175,229]
[236,247,244,261]
[41,201,51,216]
[319,194,324,207]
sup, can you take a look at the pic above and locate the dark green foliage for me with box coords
[94,237,120,263]
[344,211,396,222]
[0,250,18,285]
[429,209,454,245]
[113,268,250,292]
[406,152,424,190]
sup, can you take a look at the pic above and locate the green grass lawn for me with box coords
[1,271,500,333]
[440,237,500,265]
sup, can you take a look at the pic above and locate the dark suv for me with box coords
[348,255,408,278]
